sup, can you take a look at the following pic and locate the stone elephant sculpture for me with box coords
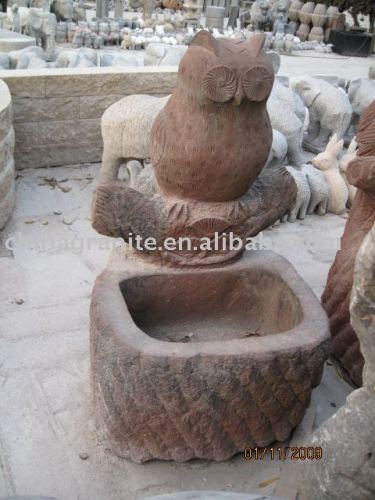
[100,94,170,184]
[267,79,307,167]
[291,76,352,154]
[26,8,56,53]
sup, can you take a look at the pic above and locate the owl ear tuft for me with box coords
[248,33,266,57]
[190,30,219,55]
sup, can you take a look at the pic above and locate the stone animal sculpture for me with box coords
[291,76,352,153]
[8,46,47,69]
[26,9,57,54]
[51,0,85,22]
[347,78,375,132]
[100,94,170,184]
[150,32,275,202]
[268,78,307,167]
[55,48,98,68]
[312,133,348,214]
[302,163,330,216]
[144,43,187,66]
[340,136,358,205]
[11,5,30,31]
[300,223,375,500]
[281,166,310,222]
[266,129,288,168]
[321,101,375,386]
[93,31,296,265]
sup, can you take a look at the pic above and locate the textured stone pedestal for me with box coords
[90,249,329,463]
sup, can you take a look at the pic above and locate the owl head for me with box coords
[177,31,275,107]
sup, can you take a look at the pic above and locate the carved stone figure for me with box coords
[312,134,348,215]
[96,32,296,262]
[300,223,375,500]
[302,163,330,216]
[321,101,375,386]
[8,45,47,68]
[340,136,358,205]
[151,32,276,202]
[51,0,85,22]
[291,76,352,153]
[10,3,21,32]
[348,78,375,132]
[89,31,330,464]
[268,79,307,166]
[144,42,187,66]
[266,128,288,168]
[281,166,310,222]
[26,8,57,54]
[250,0,272,31]
[100,94,170,184]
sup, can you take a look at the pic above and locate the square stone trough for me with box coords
[90,249,330,463]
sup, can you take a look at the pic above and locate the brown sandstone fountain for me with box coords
[90,31,330,462]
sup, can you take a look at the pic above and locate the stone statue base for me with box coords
[90,248,329,462]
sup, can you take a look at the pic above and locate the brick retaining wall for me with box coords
[0,67,177,169]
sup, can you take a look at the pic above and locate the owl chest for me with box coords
[160,107,257,160]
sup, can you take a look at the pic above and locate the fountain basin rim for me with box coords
[90,249,329,359]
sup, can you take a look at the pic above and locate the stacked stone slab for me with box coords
[0,79,15,230]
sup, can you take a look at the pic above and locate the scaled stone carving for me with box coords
[291,76,352,153]
[300,224,375,500]
[321,101,375,386]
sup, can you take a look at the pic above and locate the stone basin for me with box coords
[90,249,330,463]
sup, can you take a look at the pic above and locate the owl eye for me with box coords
[202,65,237,103]
[242,65,274,102]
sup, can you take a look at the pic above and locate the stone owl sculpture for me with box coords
[151,31,275,202]
[92,31,297,265]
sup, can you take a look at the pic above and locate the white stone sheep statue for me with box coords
[99,94,170,184]
[281,167,311,223]
[312,134,349,215]
[302,163,330,216]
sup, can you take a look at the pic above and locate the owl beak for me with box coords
[233,93,244,106]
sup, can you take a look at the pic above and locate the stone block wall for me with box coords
[0,67,177,170]
[0,79,15,229]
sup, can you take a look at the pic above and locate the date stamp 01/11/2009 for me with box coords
[244,446,323,461]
